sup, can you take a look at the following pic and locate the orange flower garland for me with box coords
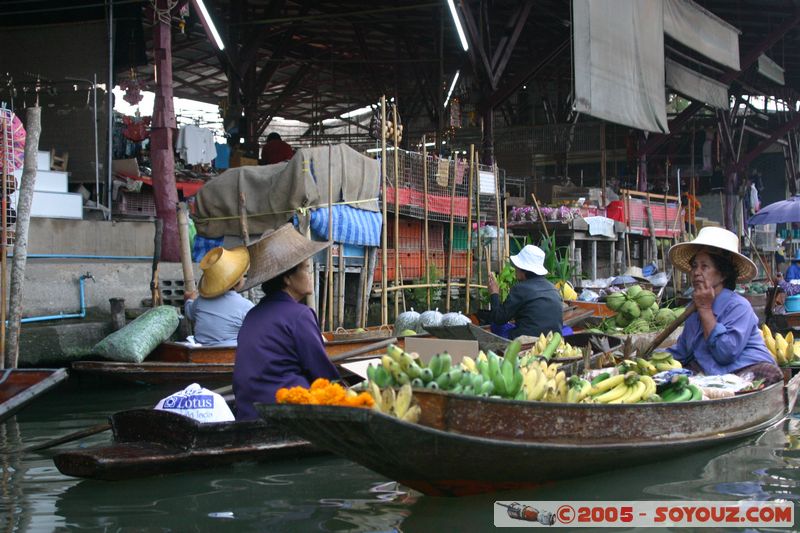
[275,378,374,408]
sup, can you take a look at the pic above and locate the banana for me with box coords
[640,375,657,398]
[461,356,478,374]
[381,355,393,370]
[394,384,412,418]
[527,369,548,401]
[369,382,382,411]
[595,381,630,403]
[387,344,405,363]
[557,379,567,402]
[668,359,682,370]
[655,362,673,372]
[576,380,592,402]
[400,404,421,423]
[588,374,625,396]
[381,387,395,414]
[623,380,647,403]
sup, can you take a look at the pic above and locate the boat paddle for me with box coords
[639,302,696,359]
[23,384,233,453]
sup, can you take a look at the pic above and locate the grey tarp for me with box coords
[665,58,729,110]
[573,0,668,133]
[194,143,380,238]
[664,0,740,71]
[758,55,785,86]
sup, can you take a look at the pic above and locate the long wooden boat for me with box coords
[53,408,324,480]
[0,368,68,422]
[257,372,800,497]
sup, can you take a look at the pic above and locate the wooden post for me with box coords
[422,136,431,308]
[355,248,368,328]
[446,155,458,312]
[392,105,400,321]
[493,163,502,273]
[109,298,126,331]
[380,95,388,325]
[337,244,345,328]
[624,191,632,268]
[363,247,378,326]
[177,202,196,294]
[465,144,475,314]
[326,145,334,331]
[150,218,164,307]
[476,152,482,288]
[4,107,41,368]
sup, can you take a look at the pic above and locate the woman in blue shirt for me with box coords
[785,250,800,281]
[668,227,782,385]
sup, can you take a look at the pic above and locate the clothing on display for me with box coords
[177,124,216,165]
[214,143,231,169]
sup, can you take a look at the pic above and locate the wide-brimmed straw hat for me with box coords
[198,246,251,298]
[668,227,757,283]
[241,223,330,291]
[509,245,548,276]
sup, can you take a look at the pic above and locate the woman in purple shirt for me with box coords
[667,227,782,385]
[233,225,340,420]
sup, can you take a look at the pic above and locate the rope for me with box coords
[192,197,379,223]
[151,0,178,25]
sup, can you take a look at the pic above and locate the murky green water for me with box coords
[1,381,799,532]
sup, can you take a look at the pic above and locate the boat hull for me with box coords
[53,409,323,480]
[0,368,68,422]
[257,376,796,497]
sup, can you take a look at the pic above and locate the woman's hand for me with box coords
[487,272,499,295]
[692,279,716,310]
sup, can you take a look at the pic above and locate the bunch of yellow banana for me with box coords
[460,355,478,374]
[617,358,659,376]
[760,325,799,366]
[520,360,566,401]
[583,371,657,404]
[369,382,421,422]
[526,332,582,359]
[565,375,592,403]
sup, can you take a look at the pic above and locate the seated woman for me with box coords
[667,227,782,385]
[233,225,340,420]
[785,250,800,282]
[486,244,563,339]
[183,246,254,346]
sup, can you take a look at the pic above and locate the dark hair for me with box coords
[267,132,282,141]
[691,251,737,290]
[260,263,301,296]
[522,270,538,280]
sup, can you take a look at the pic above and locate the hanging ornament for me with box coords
[120,69,145,106]
[122,114,152,143]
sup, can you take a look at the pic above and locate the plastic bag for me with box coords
[647,272,669,287]
[154,383,235,423]
[578,289,600,302]
[91,305,179,363]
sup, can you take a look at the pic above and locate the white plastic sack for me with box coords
[154,383,234,423]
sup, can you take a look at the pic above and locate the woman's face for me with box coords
[690,251,723,289]
[284,259,313,301]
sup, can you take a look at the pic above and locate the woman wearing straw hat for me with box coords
[183,246,254,346]
[667,227,782,385]
[233,224,340,421]
[486,244,563,339]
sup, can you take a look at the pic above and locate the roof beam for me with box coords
[257,64,313,134]
[735,112,800,172]
[490,0,533,88]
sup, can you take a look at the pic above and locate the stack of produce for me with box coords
[276,378,375,407]
[580,371,658,404]
[367,383,420,422]
[656,374,703,402]
[600,285,684,334]
[520,332,582,360]
[759,325,800,366]
[616,352,682,375]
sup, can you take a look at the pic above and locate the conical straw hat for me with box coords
[198,246,251,298]
[668,227,757,283]
[241,223,330,291]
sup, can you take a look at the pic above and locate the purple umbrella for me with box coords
[747,196,800,226]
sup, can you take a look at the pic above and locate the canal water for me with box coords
[2,381,799,532]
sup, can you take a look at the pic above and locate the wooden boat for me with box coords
[0,368,68,422]
[53,408,324,480]
[257,372,800,497]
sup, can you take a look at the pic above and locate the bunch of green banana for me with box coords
[368,382,421,422]
[585,371,657,404]
[617,357,658,376]
[649,351,683,372]
[658,374,702,402]
[565,375,592,403]
[366,343,423,388]
[520,359,566,401]
[472,340,526,399]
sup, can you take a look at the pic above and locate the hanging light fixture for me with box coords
[192,0,225,51]
[444,70,460,109]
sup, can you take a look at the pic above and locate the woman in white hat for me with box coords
[667,227,782,384]
[183,246,254,346]
[486,244,563,339]
[233,224,340,420]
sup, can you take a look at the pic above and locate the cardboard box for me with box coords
[404,338,479,366]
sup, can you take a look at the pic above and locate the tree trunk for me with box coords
[5,107,41,368]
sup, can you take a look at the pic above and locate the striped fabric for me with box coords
[301,205,383,246]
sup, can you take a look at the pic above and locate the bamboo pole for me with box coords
[475,152,482,289]
[624,190,632,269]
[386,282,487,292]
[392,105,400,321]
[325,144,334,331]
[493,163,502,273]
[422,135,431,308]
[337,244,345,328]
[465,144,475,314]
[380,95,388,325]
[355,247,368,328]
[530,192,550,239]
[1,114,7,367]
[446,155,458,312]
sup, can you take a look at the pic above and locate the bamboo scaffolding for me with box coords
[380,95,388,325]
[465,144,475,314]
[392,105,400,321]
[422,135,431,308]
[386,282,487,292]
[446,154,458,312]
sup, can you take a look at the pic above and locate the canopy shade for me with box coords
[747,196,800,226]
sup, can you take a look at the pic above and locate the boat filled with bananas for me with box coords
[257,339,800,496]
